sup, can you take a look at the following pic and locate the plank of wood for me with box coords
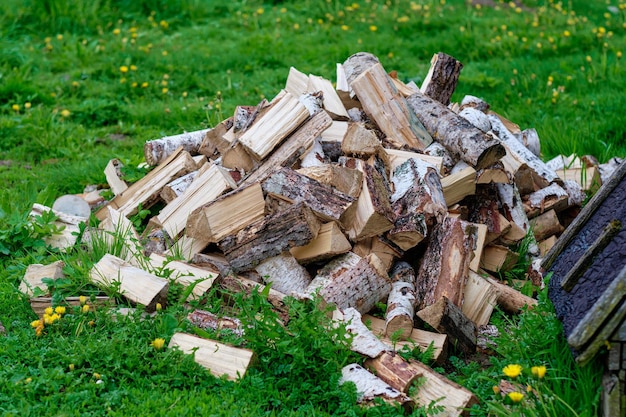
[169,332,255,380]
[20,261,65,296]
[417,296,477,354]
[289,222,352,264]
[148,253,218,301]
[344,53,432,150]
[90,253,169,312]
[185,182,265,243]
[420,52,463,106]
[104,159,128,195]
[144,129,208,166]
[96,148,197,220]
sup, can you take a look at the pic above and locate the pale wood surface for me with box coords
[20,260,65,296]
[144,129,208,166]
[289,222,352,264]
[148,253,218,300]
[104,159,128,195]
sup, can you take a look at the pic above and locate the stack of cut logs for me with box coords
[22,52,613,415]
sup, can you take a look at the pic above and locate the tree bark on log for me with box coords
[187,309,244,337]
[385,261,417,340]
[416,217,478,310]
[364,351,423,393]
[218,274,288,317]
[406,91,505,170]
[339,363,414,411]
[338,307,393,358]
[420,52,463,106]
[478,271,538,313]
[255,252,311,295]
[198,117,234,159]
[218,202,321,272]
[343,52,432,150]
[416,296,477,354]
[144,129,209,166]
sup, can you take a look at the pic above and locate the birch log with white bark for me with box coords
[144,129,209,166]
[384,261,417,340]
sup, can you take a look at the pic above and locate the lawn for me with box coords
[0,0,623,415]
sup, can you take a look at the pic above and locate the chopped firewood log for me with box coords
[335,63,362,110]
[364,351,423,393]
[90,254,168,312]
[499,221,527,246]
[480,245,520,274]
[488,110,521,134]
[238,90,319,160]
[343,159,394,241]
[104,158,128,196]
[385,262,417,340]
[339,363,414,411]
[362,314,448,364]
[20,260,65,296]
[285,66,308,96]
[416,296,477,354]
[306,252,392,314]
[420,52,463,106]
[157,164,236,238]
[144,129,209,166]
[497,182,540,255]
[557,166,602,193]
[341,122,382,158]
[197,117,234,159]
[160,171,197,203]
[459,106,491,133]
[352,236,402,272]
[466,193,511,243]
[389,75,420,97]
[218,274,288,317]
[220,138,258,173]
[232,105,261,134]
[96,148,196,221]
[440,165,477,206]
[261,167,356,227]
[31,203,86,250]
[169,333,255,381]
[531,209,564,242]
[299,136,326,168]
[477,271,537,313]
[148,253,218,301]
[424,141,456,175]
[185,182,265,243]
[469,223,488,272]
[417,217,478,310]
[187,309,244,337]
[523,183,569,219]
[462,271,498,326]
[406,91,505,170]
[460,95,490,113]
[476,161,509,184]
[307,74,349,120]
[343,52,432,150]
[320,119,348,145]
[538,235,558,257]
[384,148,443,174]
[297,164,363,198]
[164,235,210,261]
[407,359,478,416]
[336,308,393,358]
[289,222,352,264]
[30,296,113,317]
[255,252,311,295]
[97,206,142,265]
[218,202,321,272]
[515,128,541,158]
[240,110,333,187]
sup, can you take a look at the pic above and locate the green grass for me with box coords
[0,0,620,415]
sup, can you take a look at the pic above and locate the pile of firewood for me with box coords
[21,51,620,415]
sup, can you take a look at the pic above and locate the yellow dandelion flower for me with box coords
[161,88,168,94]
[93,372,101,379]
[132,82,138,88]
[51,313,61,322]
[72,81,79,87]
[130,65,137,71]
[280,7,286,13]
[56,34,63,40]
[492,385,500,394]
[55,306,66,315]
[88,320,95,327]
[526,384,533,392]
[151,338,166,350]
[69,363,75,371]
[25,102,31,109]
[156,303,163,311]
[397,16,409,23]
[563,30,571,37]
[82,304,90,313]
[79,295,87,306]
[341,25,349,31]
[256,7,264,15]
[531,365,547,379]
[503,364,523,378]
[25,377,32,383]
[617,51,622,59]
[369,25,378,32]
[60,109,71,118]
[162,51,168,56]
[586,55,592,63]
[159,20,168,29]
[293,23,300,30]
[508,391,524,403]
[44,37,51,43]
[120,65,129,73]
[141,82,149,88]
[45,307,54,315]
[160,80,167,86]
[113,28,121,35]
[31,320,41,328]
[44,315,54,325]
[11,104,20,111]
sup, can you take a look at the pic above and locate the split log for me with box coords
[352,236,402,272]
[338,307,393,358]
[335,63,362,110]
[480,245,519,274]
[185,182,265,243]
[362,314,448,364]
[97,206,142,265]
[220,138,258,173]
[420,52,463,106]
[104,159,128,195]
[406,91,505,170]
[218,202,321,272]
[289,222,352,264]
[343,52,432,150]
[341,122,382,158]
[218,274,288,316]
[148,253,218,301]
[557,166,602,193]
[197,117,234,159]
[384,148,443,174]
[297,164,363,199]
[96,148,196,220]
[240,110,333,187]
[523,183,569,219]
[238,90,316,160]
[30,296,113,317]
[339,364,414,411]
[169,333,255,381]
[144,129,209,166]
[255,252,311,295]
[416,217,478,310]
[424,141,456,175]
[476,272,538,313]
[531,209,564,242]
[307,74,349,120]
[90,253,168,312]
[306,252,391,314]
[389,74,420,97]
[164,235,211,261]
[462,271,498,326]
[299,136,326,168]
[285,66,309,96]
[20,260,65,296]
[538,235,558,257]
[497,182,540,255]
[261,167,356,227]
[385,262,417,340]
[476,161,509,184]
[460,95,490,113]
[469,223,488,272]
[187,309,244,337]
[440,165,477,206]
[157,163,236,238]
[31,203,86,250]
[416,296,477,354]
[465,192,510,244]
[160,171,198,203]
[364,351,423,393]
